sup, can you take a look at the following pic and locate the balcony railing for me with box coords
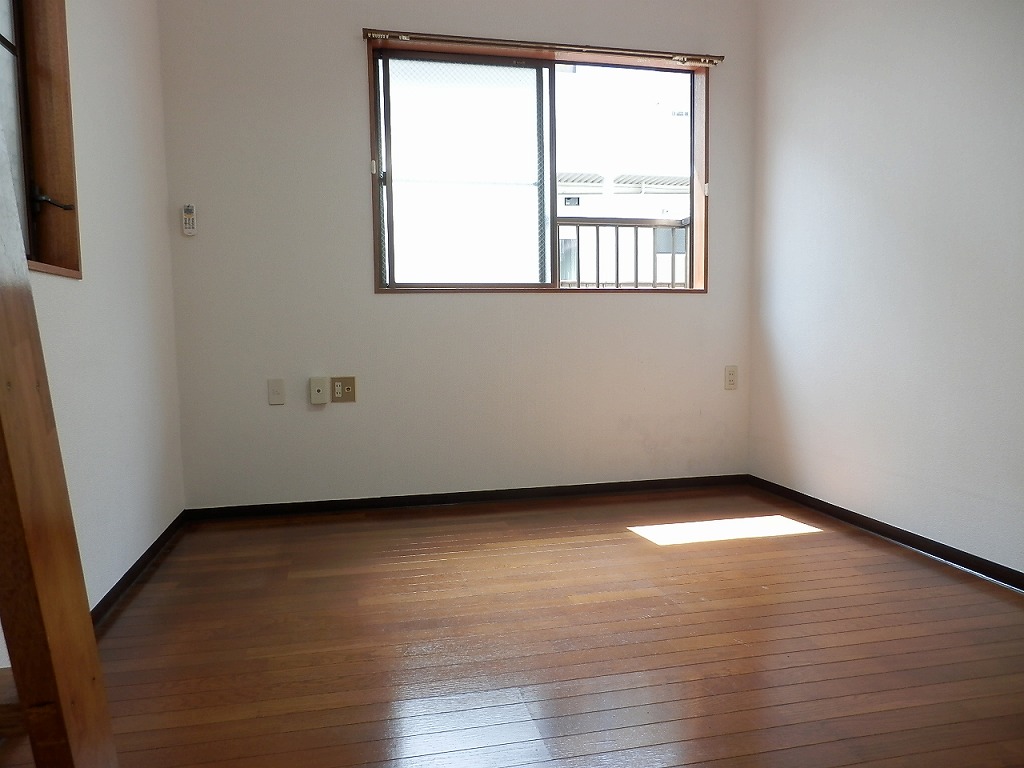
[557,217,692,289]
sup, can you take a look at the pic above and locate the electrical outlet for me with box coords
[724,365,738,390]
[309,377,329,405]
[331,376,356,403]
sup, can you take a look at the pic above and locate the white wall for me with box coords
[6,0,1021,670]
[2,0,185,668]
[5,0,1020,674]
[751,1,1024,571]
[159,0,757,508]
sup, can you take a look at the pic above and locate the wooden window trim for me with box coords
[692,68,709,291]
[20,0,81,279]
[365,30,719,294]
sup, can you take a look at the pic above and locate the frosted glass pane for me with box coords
[0,1,12,43]
[0,48,27,252]
[392,181,543,284]
[386,58,549,284]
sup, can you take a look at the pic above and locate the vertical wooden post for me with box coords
[0,209,118,763]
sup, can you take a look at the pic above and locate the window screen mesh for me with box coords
[382,57,551,285]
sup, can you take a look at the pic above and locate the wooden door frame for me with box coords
[0,211,118,764]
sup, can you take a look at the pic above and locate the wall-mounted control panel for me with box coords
[181,203,196,236]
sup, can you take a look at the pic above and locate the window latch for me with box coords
[31,186,76,213]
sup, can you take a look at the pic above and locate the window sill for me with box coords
[28,260,82,280]
[376,286,709,294]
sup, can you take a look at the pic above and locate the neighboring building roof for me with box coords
[614,174,689,189]
[557,172,690,193]
[557,172,605,184]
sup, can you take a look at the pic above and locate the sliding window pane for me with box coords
[0,0,12,42]
[385,57,550,285]
[555,65,691,221]
[0,44,27,252]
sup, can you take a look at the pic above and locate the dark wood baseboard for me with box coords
[88,472,1023,629]
[89,511,188,629]
[746,475,1024,594]
[180,474,750,522]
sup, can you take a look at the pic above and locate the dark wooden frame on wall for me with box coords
[0,151,116,766]
[0,2,114,762]
[19,0,82,279]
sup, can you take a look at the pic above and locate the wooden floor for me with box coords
[3,485,1024,767]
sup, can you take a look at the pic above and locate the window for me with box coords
[1,0,80,278]
[366,30,720,292]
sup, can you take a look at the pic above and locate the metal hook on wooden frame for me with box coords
[31,186,75,214]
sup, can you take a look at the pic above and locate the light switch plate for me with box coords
[268,378,285,405]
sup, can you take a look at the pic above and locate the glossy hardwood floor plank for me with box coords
[96,600,1021,699]
[96,612,1024,715]
[95,627,1024,729]
[3,485,1023,767]
[97,580,997,656]
[108,672,1024,768]
[97,571,1000,651]
[511,714,1024,768]
[850,738,1024,768]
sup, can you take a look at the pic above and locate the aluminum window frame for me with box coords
[366,29,719,293]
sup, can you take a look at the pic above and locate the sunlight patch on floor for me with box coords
[628,515,821,546]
